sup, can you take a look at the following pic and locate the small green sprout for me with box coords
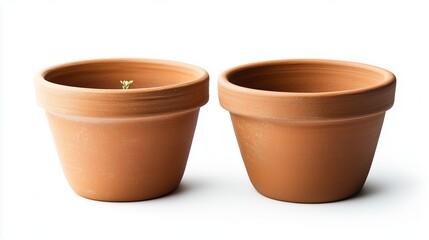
[120,80,134,89]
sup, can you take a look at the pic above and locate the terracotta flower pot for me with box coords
[35,58,209,201]
[218,59,396,203]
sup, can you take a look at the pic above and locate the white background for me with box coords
[1,0,428,239]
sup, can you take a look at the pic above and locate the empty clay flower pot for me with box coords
[35,58,209,201]
[218,59,396,203]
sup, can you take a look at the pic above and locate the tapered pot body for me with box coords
[36,58,209,201]
[219,59,395,203]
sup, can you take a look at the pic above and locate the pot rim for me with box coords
[37,58,209,93]
[218,59,396,120]
[35,58,209,118]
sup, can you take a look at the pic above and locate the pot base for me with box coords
[73,183,181,202]
[253,183,365,204]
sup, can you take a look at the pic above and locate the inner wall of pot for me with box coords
[44,61,202,89]
[227,62,387,93]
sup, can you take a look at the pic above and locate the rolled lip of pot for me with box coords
[35,58,209,118]
[218,59,396,121]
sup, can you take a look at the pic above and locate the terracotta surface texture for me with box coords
[218,59,396,203]
[35,58,209,201]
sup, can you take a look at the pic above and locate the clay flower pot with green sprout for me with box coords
[35,58,209,201]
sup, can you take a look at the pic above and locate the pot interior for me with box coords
[44,60,203,89]
[227,62,388,93]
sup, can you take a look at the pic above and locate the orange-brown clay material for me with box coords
[35,58,209,201]
[218,59,396,203]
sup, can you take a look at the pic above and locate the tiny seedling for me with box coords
[120,80,134,89]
